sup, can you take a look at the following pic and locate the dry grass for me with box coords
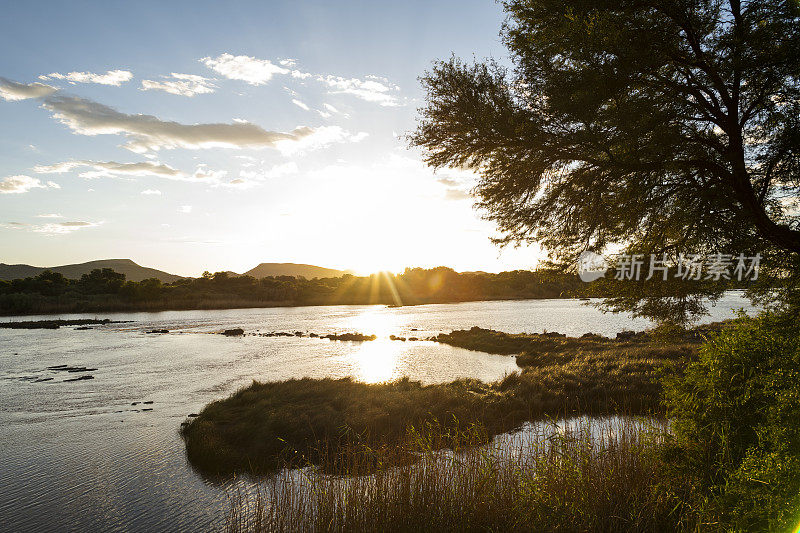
[223,416,696,532]
[182,327,711,476]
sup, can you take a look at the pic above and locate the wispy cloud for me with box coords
[35,160,185,179]
[274,126,368,155]
[36,213,63,218]
[316,74,401,106]
[35,159,229,183]
[200,54,288,85]
[141,189,162,195]
[178,205,192,213]
[200,54,403,106]
[291,98,310,111]
[36,221,99,234]
[40,70,133,86]
[0,175,59,194]
[435,174,473,201]
[141,73,215,97]
[3,220,100,235]
[41,94,321,153]
[0,78,57,101]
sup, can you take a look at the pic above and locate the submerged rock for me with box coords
[64,375,94,382]
[323,332,377,342]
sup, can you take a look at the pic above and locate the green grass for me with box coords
[183,377,521,475]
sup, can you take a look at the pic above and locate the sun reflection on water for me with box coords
[353,340,400,383]
[343,308,407,383]
[341,307,403,339]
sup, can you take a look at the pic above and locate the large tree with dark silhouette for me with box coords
[411,0,800,321]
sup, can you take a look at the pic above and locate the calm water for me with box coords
[0,295,754,532]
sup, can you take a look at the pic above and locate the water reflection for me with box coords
[340,307,401,338]
[353,340,398,383]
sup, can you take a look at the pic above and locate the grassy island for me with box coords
[182,322,721,476]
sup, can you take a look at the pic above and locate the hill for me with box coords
[0,259,183,283]
[243,263,353,279]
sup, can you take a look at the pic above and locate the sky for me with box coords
[0,0,544,277]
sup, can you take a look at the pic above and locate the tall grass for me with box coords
[224,416,695,532]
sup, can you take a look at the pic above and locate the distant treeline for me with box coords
[0,267,599,315]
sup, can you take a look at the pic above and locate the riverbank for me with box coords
[0,267,601,316]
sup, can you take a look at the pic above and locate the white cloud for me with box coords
[291,98,310,111]
[36,213,63,218]
[3,220,100,235]
[0,78,57,101]
[316,74,401,106]
[141,189,162,195]
[0,175,59,194]
[192,164,227,181]
[40,70,133,86]
[200,53,288,85]
[178,205,192,213]
[141,73,215,97]
[41,95,320,153]
[35,159,228,183]
[35,221,99,234]
[35,160,185,179]
[274,126,368,155]
[316,103,340,118]
[199,54,403,105]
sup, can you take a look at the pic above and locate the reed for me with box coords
[223,416,696,532]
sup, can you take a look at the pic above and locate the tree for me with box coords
[78,268,126,294]
[410,0,800,321]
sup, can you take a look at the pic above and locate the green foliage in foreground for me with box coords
[664,312,800,532]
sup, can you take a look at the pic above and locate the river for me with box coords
[0,294,755,531]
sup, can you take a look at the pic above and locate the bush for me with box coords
[663,312,800,531]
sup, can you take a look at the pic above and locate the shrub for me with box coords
[663,312,800,531]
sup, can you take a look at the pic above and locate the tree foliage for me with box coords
[410,0,800,321]
[0,267,597,315]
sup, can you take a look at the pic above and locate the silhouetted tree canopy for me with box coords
[411,0,800,321]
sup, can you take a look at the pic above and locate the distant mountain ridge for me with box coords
[243,263,354,279]
[0,259,183,283]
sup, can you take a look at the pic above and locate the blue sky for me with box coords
[0,0,543,276]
